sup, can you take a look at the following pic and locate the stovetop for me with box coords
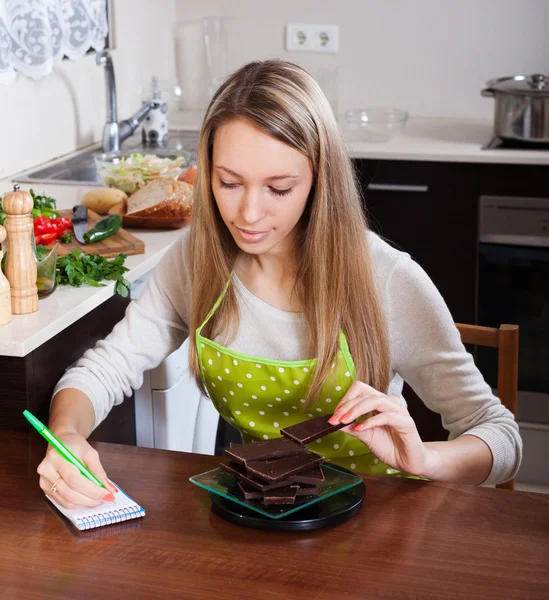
[482,137,549,150]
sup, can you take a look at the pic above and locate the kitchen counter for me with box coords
[346,118,549,165]
[2,114,548,354]
[344,116,549,165]
[171,111,549,165]
[0,182,183,357]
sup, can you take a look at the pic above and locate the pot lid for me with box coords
[487,74,549,96]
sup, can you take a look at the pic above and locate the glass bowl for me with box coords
[344,108,409,142]
[94,148,192,195]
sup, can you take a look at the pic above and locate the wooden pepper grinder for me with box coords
[0,224,12,324]
[3,184,39,314]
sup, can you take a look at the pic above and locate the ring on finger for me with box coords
[50,476,62,494]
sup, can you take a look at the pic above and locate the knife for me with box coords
[72,205,88,244]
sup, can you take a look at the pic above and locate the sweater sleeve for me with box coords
[53,231,193,430]
[386,254,522,486]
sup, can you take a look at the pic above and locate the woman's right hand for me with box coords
[36,429,117,509]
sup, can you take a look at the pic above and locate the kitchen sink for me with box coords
[16,130,199,186]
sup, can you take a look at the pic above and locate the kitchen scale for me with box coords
[190,463,366,531]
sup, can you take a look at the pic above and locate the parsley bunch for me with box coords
[55,248,131,298]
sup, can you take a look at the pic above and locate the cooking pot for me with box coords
[482,74,549,143]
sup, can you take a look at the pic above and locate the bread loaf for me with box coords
[126,179,193,219]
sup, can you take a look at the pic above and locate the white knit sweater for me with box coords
[54,228,522,485]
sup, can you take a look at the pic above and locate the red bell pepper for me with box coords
[38,232,61,244]
[33,216,73,242]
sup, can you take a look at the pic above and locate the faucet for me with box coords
[96,50,159,153]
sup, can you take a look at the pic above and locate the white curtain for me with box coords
[0,0,108,85]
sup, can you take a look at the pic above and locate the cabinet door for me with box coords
[354,160,478,442]
[354,159,478,324]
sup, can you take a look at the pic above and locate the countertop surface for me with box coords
[345,116,549,165]
[170,111,549,165]
[2,114,548,356]
[0,182,183,357]
[2,431,549,600]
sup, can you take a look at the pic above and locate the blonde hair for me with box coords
[189,59,390,403]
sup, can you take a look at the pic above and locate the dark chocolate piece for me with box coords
[262,485,299,505]
[246,452,324,483]
[294,484,319,497]
[225,437,307,464]
[280,415,347,445]
[220,461,296,492]
[290,465,325,485]
[237,480,264,500]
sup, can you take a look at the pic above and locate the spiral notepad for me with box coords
[46,481,146,531]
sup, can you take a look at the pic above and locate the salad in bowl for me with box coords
[95,149,192,194]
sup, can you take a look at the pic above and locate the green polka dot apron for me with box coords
[196,279,407,478]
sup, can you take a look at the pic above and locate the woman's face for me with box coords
[211,118,313,257]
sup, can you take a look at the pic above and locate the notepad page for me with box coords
[46,481,146,530]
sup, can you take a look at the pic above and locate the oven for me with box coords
[478,195,549,486]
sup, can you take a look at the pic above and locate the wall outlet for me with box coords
[285,24,339,53]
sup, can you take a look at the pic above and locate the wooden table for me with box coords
[1,432,548,600]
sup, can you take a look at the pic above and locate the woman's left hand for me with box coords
[328,381,429,476]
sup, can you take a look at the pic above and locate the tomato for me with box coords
[178,164,197,185]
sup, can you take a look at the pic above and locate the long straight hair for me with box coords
[188,59,390,403]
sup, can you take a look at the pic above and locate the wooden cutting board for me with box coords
[42,209,145,258]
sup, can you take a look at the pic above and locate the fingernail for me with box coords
[102,492,115,503]
[106,481,118,493]
[340,412,352,423]
[328,415,338,425]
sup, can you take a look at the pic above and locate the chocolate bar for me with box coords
[295,484,319,497]
[280,415,347,445]
[289,465,325,485]
[220,461,296,492]
[245,452,324,483]
[225,437,307,464]
[262,485,299,505]
[237,480,264,500]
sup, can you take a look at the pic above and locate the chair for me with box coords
[455,323,519,491]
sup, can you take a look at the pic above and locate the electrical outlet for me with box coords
[285,24,339,54]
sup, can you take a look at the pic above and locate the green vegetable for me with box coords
[40,207,59,219]
[59,232,72,243]
[83,214,122,244]
[30,188,57,211]
[35,244,51,261]
[55,248,130,297]
[32,208,42,218]
[0,211,5,226]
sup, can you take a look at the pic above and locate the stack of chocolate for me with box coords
[220,415,346,505]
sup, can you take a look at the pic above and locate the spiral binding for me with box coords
[76,505,146,530]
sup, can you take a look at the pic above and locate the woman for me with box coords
[38,60,521,509]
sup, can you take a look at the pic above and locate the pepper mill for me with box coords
[0,224,12,324]
[3,184,39,314]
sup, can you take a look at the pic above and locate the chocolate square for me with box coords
[237,480,264,500]
[220,461,295,492]
[262,485,299,505]
[225,437,307,464]
[245,452,324,483]
[290,465,325,485]
[280,415,347,445]
[294,484,319,497]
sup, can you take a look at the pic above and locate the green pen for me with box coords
[23,409,106,491]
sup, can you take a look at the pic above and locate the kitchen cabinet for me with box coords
[0,295,136,445]
[354,159,478,324]
[353,158,548,443]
